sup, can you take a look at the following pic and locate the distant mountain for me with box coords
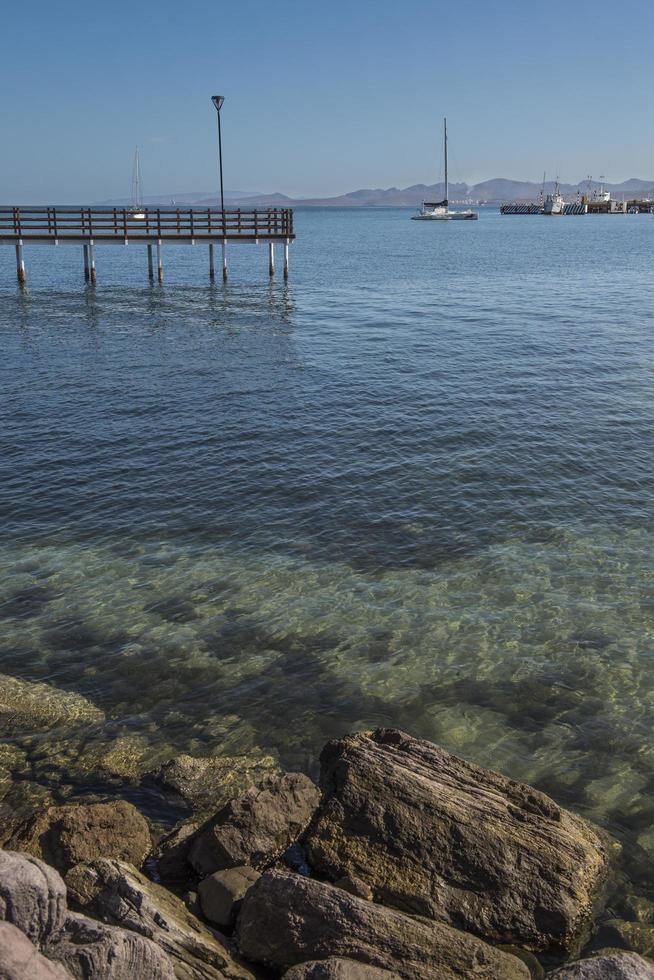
[95,190,261,206]
[94,179,654,209]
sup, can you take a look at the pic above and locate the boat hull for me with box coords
[412,211,478,221]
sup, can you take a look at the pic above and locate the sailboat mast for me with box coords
[443,117,448,206]
[132,147,142,209]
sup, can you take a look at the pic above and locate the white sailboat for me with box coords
[412,118,478,221]
[130,147,146,220]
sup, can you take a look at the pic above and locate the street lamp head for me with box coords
[212,95,225,112]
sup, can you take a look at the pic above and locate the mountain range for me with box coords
[97,178,654,208]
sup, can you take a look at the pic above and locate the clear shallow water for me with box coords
[2,208,654,904]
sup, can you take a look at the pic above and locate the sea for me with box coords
[1,207,654,905]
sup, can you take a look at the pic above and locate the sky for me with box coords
[1,0,653,202]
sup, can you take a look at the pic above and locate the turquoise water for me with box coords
[1,208,654,905]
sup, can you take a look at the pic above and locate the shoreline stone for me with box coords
[188,772,320,876]
[8,800,152,874]
[304,728,611,956]
[236,868,531,979]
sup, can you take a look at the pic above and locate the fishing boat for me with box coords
[412,118,478,221]
[543,178,565,215]
[130,147,146,220]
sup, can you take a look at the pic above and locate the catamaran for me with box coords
[412,118,478,221]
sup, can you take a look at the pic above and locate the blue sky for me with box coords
[1,0,652,201]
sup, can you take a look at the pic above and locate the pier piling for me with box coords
[284,238,289,279]
[147,244,154,281]
[83,244,90,281]
[268,242,275,277]
[15,240,26,285]
[157,241,163,283]
[88,240,96,284]
[209,243,215,279]
[222,242,227,281]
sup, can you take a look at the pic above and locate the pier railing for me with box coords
[0,206,294,241]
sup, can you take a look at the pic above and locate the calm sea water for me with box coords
[2,208,654,905]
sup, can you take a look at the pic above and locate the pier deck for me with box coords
[0,206,295,283]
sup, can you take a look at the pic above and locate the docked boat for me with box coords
[412,119,478,221]
[543,179,565,215]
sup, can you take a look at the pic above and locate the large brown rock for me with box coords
[66,858,255,979]
[0,921,73,979]
[8,800,152,874]
[304,729,610,956]
[282,959,399,979]
[189,773,320,876]
[235,869,530,980]
[546,951,654,978]
[0,849,67,945]
[45,911,176,980]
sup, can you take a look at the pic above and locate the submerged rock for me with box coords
[282,959,399,979]
[546,951,654,978]
[189,772,320,876]
[8,800,152,874]
[153,752,279,812]
[45,911,176,980]
[304,729,610,956]
[235,869,530,979]
[0,849,67,945]
[0,921,73,979]
[66,858,255,979]
[0,673,103,734]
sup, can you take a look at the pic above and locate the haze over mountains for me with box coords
[98,178,654,208]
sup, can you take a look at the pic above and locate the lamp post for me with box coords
[211,95,227,280]
[211,95,225,211]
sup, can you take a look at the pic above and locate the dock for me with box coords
[0,206,295,284]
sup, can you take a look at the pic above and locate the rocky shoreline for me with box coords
[1,728,653,978]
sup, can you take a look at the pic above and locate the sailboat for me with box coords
[130,147,146,220]
[412,118,478,221]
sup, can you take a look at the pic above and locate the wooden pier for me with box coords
[0,206,295,284]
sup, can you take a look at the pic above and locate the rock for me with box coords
[189,773,320,876]
[546,951,654,978]
[45,911,176,980]
[66,858,255,979]
[236,869,530,980]
[304,729,609,956]
[0,673,103,734]
[282,959,399,979]
[8,800,152,874]
[154,818,201,888]
[0,849,67,945]
[0,921,73,979]
[198,866,260,929]
[334,876,373,901]
[154,753,279,812]
[597,920,654,958]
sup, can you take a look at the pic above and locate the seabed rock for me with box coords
[0,673,103,734]
[153,752,279,812]
[236,868,531,979]
[304,728,611,956]
[8,799,152,874]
